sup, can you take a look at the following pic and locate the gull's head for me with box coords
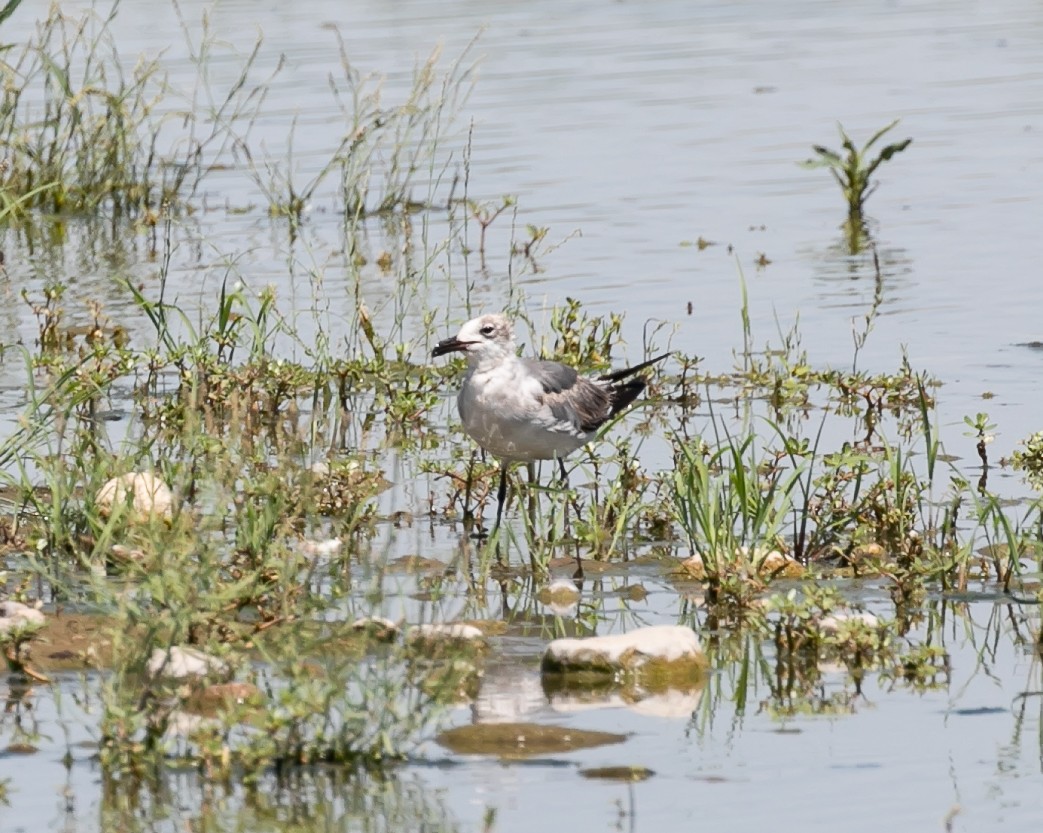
[432,313,516,363]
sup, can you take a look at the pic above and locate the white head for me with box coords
[432,313,517,364]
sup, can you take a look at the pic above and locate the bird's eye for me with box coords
[479,325,495,336]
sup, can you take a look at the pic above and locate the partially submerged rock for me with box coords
[819,612,881,635]
[541,624,707,686]
[184,682,264,716]
[406,623,488,654]
[1,601,49,681]
[759,549,804,578]
[97,472,174,522]
[845,542,886,564]
[678,554,709,580]
[679,548,803,580]
[580,766,655,782]
[0,601,46,632]
[537,579,581,607]
[436,721,627,758]
[351,616,400,642]
[300,537,343,557]
[146,646,229,681]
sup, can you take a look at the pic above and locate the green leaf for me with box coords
[878,138,912,161]
[864,138,912,178]
[863,118,901,152]
[800,146,843,169]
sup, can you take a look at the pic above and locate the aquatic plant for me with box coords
[963,411,996,469]
[801,119,912,252]
[671,426,804,611]
[1009,429,1043,491]
[241,38,477,225]
[3,253,463,777]
[5,257,1043,792]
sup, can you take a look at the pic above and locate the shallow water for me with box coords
[4,587,1042,832]
[3,1,1043,831]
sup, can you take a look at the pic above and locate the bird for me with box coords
[432,312,668,561]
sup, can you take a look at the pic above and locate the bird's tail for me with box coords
[598,352,671,383]
[607,378,647,417]
[602,352,671,417]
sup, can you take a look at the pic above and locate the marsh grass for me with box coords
[0,1,475,225]
[666,316,1043,620]
[3,259,462,776]
[240,36,477,225]
[673,429,799,567]
[6,258,1043,784]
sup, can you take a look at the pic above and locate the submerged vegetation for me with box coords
[0,2,1040,830]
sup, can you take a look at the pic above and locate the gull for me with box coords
[432,313,668,549]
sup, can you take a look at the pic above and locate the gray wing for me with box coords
[522,358,611,432]
[521,358,578,393]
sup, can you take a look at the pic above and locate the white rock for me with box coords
[540,579,581,602]
[351,616,399,640]
[352,615,398,631]
[542,625,704,673]
[407,623,485,644]
[0,601,46,627]
[162,710,221,742]
[97,472,174,522]
[819,612,880,635]
[406,623,488,654]
[301,537,343,557]
[146,646,228,680]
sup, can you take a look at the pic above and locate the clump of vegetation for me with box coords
[9,272,466,777]
[0,0,489,784]
[801,119,912,252]
[1010,430,1043,491]
[0,1,475,221]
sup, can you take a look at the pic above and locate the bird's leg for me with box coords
[462,452,477,533]
[526,462,543,574]
[493,463,508,531]
[555,457,571,537]
[557,458,583,578]
[557,458,584,517]
[491,463,508,566]
[526,462,538,527]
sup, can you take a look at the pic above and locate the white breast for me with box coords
[457,360,589,462]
